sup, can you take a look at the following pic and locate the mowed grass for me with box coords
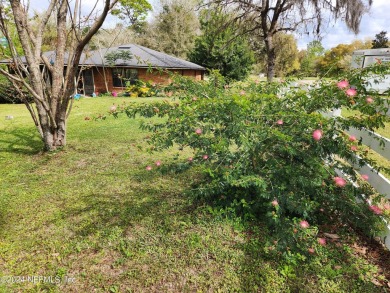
[0,97,389,292]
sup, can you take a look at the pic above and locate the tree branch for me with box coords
[75,0,118,54]
[33,0,57,58]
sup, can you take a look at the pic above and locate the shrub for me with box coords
[125,80,161,97]
[114,65,390,255]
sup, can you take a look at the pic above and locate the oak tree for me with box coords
[213,0,373,81]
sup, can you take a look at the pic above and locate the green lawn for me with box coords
[0,97,389,292]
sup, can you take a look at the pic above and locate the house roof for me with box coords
[84,44,205,70]
[0,44,205,71]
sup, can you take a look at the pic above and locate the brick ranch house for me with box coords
[1,44,206,96]
[79,44,205,95]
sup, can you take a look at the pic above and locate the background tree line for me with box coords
[2,0,389,88]
[88,0,389,80]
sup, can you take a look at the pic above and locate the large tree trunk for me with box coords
[264,35,276,82]
[41,123,67,151]
[34,100,67,151]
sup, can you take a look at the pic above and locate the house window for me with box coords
[112,68,138,87]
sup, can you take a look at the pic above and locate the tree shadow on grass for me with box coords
[55,171,200,242]
[0,127,43,155]
[66,191,183,238]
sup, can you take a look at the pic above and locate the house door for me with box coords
[83,69,95,96]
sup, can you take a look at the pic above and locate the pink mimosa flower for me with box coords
[155,160,161,166]
[308,248,315,254]
[350,145,358,152]
[146,166,152,171]
[317,238,326,246]
[366,96,374,104]
[299,220,310,229]
[369,205,383,215]
[337,80,349,89]
[349,135,357,142]
[334,177,346,187]
[195,128,202,135]
[346,88,357,97]
[203,155,208,160]
[188,157,193,162]
[271,200,279,206]
[276,119,283,125]
[312,130,323,141]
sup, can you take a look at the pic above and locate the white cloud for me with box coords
[297,1,390,50]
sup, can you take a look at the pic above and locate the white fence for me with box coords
[329,108,390,249]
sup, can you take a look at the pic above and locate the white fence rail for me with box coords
[346,127,390,161]
[349,158,390,199]
[329,110,390,249]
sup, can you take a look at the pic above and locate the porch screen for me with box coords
[112,68,138,87]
